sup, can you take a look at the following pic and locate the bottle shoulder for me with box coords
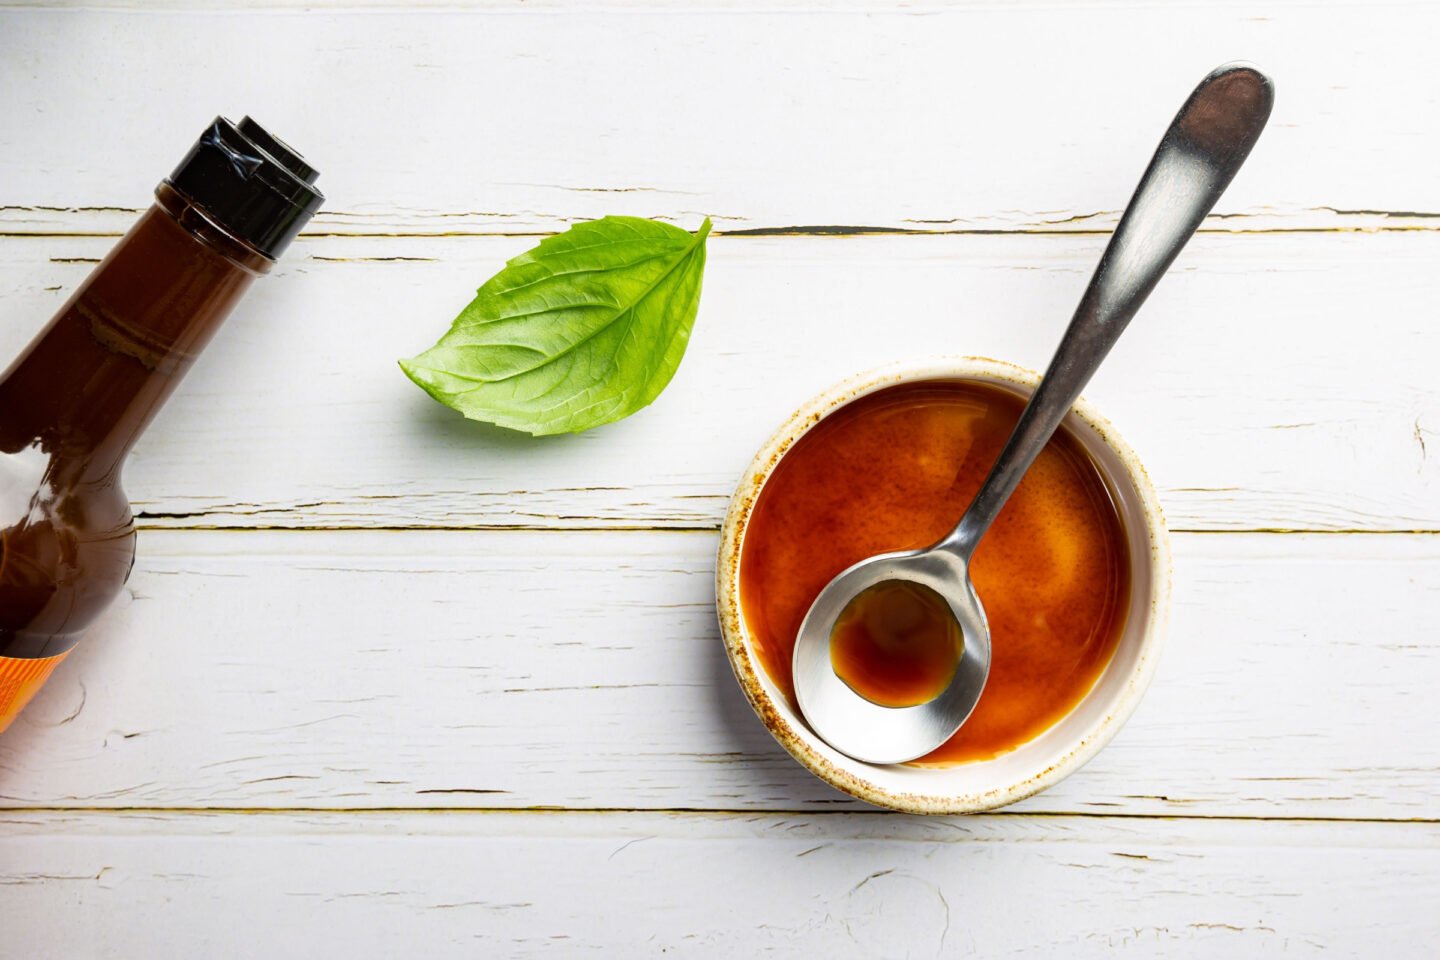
[1,442,133,526]
[1,443,136,658]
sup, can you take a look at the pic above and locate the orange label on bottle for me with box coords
[0,652,70,733]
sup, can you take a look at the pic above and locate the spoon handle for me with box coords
[943,62,1274,556]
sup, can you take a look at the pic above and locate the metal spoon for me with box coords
[793,62,1274,764]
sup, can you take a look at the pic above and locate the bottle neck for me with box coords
[0,184,271,481]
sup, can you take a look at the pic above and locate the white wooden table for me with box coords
[2,2,1437,954]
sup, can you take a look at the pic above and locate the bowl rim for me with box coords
[715,356,1172,814]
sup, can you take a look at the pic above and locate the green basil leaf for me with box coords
[399,216,712,436]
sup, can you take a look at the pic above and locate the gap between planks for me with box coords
[122,524,1440,535]
[1,805,1436,826]
[4,209,1440,240]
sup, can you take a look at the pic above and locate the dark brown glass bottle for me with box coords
[0,117,321,731]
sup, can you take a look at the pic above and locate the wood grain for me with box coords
[2,232,1437,533]
[1,0,1433,948]
[1,810,1436,956]
[0,530,1434,819]
[2,3,1438,235]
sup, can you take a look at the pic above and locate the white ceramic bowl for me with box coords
[716,357,1171,814]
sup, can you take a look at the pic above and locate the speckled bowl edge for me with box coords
[714,356,1173,815]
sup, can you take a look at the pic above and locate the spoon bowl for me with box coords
[793,546,988,764]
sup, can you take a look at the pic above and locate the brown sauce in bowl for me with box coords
[738,379,1130,764]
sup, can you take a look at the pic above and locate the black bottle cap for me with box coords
[165,116,323,260]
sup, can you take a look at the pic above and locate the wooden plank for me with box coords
[1,530,1436,818]
[0,810,1435,955]
[2,231,1436,532]
[2,4,1438,235]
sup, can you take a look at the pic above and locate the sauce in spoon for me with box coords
[830,580,961,708]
